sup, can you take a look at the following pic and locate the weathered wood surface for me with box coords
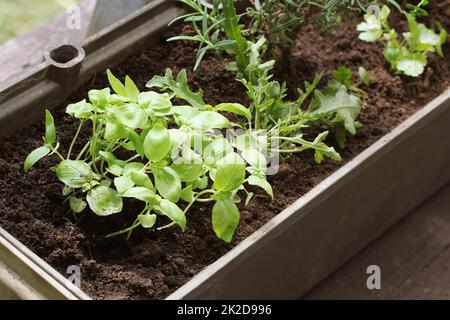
[305,184,450,300]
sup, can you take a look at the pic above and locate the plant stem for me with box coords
[105,222,140,238]
[76,141,90,160]
[49,145,64,161]
[126,216,141,240]
[67,120,84,159]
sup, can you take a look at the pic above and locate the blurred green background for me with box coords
[0,0,79,44]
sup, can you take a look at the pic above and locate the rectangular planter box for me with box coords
[0,0,449,299]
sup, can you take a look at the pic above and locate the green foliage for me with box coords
[25,1,384,243]
[357,4,448,77]
[170,0,373,73]
[25,70,281,242]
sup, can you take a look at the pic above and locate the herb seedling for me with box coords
[25,71,277,243]
[170,0,375,74]
[357,3,448,77]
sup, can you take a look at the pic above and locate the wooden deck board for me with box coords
[305,184,450,300]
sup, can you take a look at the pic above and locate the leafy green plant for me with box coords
[24,1,372,243]
[170,0,374,74]
[24,71,278,242]
[24,64,364,242]
[357,3,448,77]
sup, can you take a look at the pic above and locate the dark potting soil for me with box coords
[0,6,449,299]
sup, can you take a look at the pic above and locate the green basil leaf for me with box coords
[69,197,87,213]
[171,162,203,183]
[114,176,135,193]
[180,185,194,203]
[107,70,127,97]
[172,105,200,124]
[115,104,147,129]
[62,185,72,196]
[123,162,145,175]
[143,123,171,162]
[105,120,128,140]
[215,103,251,120]
[188,111,230,130]
[245,192,254,206]
[107,164,123,177]
[204,137,234,163]
[125,75,140,101]
[212,199,240,243]
[169,129,188,151]
[56,160,92,188]
[87,186,123,216]
[88,88,110,108]
[240,149,267,171]
[138,92,172,112]
[248,175,273,198]
[155,167,181,202]
[130,171,154,190]
[191,176,208,190]
[138,213,157,229]
[99,151,117,167]
[213,153,246,192]
[128,130,144,158]
[24,146,50,173]
[45,109,56,145]
[171,149,203,182]
[66,100,93,119]
[158,199,186,231]
[122,187,156,203]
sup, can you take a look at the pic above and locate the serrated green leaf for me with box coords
[357,14,383,42]
[222,0,249,75]
[309,85,361,147]
[396,55,427,77]
[146,69,205,109]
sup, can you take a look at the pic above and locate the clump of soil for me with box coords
[0,6,449,299]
